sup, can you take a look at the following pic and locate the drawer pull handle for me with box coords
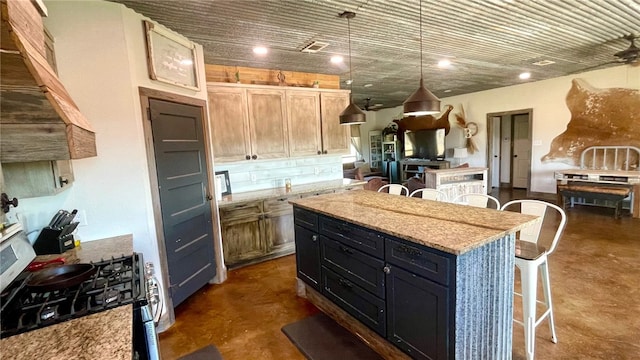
[311,235,318,242]
[398,244,422,256]
[337,225,351,234]
[338,278,353,288]
[339,245,354,254]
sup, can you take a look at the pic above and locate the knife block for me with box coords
[33,228,75,255]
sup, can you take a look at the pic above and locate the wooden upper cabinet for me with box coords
[320,92,351,155]
[208,86,251,162]
[286,90,322,157]
[246,89,289,160]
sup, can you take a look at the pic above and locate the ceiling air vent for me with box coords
[301,41,329,53]
[532,60,556,66]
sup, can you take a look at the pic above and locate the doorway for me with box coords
[140,88,220,311]
[486,109,532,191]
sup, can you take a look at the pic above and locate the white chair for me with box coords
[409,188,448,201]
[452,193,501,209]
[377,184,409,196]
[500,200,567,360]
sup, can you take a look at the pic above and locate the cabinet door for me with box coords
[264,210,295,255]
[263,196,297,255]
[219,201,265,266]
[386,265,450,360]
[2,160,73,198]
[286,90,322,157]
[246,89,289,159]
[208,86,251,162]
[320,92,351,154]
[294,224,321,291]
[220,215,265,266]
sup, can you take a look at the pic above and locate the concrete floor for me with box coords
[159,189,640,359]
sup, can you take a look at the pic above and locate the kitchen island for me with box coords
[0,235,134,360]
[290,191,538,359]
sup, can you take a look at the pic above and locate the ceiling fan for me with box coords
[363,98,384,111]
[572,34,640,74]
[613,34,639,64]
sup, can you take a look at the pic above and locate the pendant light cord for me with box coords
[419,0,423,81]
[348,16,354,99]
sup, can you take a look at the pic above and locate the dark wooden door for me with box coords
[386,265,450,360]
[149,98,216,307]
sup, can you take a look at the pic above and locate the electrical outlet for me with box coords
[77,210,89,227]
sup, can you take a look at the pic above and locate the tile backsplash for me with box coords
[215,155,344,193]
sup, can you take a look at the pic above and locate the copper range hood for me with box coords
[1,0,96,163]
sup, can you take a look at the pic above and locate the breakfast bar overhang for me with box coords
[290,190,538,359]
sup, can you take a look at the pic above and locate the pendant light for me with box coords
[403,0,441,116]
[339,11,366,125]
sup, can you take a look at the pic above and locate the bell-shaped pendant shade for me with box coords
[403,78,441,116]
[339,98,366,124]
[402,0,441,117]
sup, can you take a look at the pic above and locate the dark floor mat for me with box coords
[281,313,384,360]
[177,344,224,360]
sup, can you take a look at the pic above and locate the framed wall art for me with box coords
[215,170,232,197]
[144,20,199,90]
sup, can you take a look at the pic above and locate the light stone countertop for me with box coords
[218,178,366,207]
[0,305,132,360]
[290,191,539,255]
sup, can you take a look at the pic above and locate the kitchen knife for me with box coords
[57,209,78,228]
[58,222,79,239]
[49,210,65,229]
[52,210,69,229]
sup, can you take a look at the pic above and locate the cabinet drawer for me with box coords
[319,216,384,258]
[264,195,299,213]
[385,238,451,286]
[294,207,318,231]
[321,238,385,298]
[322,266,386,337]
[219,201,263,221]
[299,189,335,198]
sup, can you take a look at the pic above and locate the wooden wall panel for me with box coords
[205,64,340,89]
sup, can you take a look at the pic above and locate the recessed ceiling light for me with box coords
[330,55,343,64]
[444,89,452,93]
[363,83,373,88]
[519,72,531,80]
[438,59,451,68]
[253,46,268,55]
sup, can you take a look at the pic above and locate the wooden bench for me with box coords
[557,183,632,219]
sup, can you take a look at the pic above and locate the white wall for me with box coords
[367,65,639,193]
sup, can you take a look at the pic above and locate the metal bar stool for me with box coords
[452,193,501,209]
[377,184,409,196]
[500,200,567,360]
[408,188,448,201]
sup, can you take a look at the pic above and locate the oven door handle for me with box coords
[149,276,164,325]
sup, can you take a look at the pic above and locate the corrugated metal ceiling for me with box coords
[109,0,640,110]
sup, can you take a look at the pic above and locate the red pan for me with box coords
[26,264,97,292]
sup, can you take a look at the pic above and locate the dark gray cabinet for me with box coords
[294,206,454,359]
[386,264,450,360]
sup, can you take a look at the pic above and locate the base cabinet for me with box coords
[294,207,454,359]
[386,265,449,360]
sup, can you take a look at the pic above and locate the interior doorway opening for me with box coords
[486,109,533,192]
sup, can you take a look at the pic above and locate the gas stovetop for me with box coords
[0,253,146,338]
